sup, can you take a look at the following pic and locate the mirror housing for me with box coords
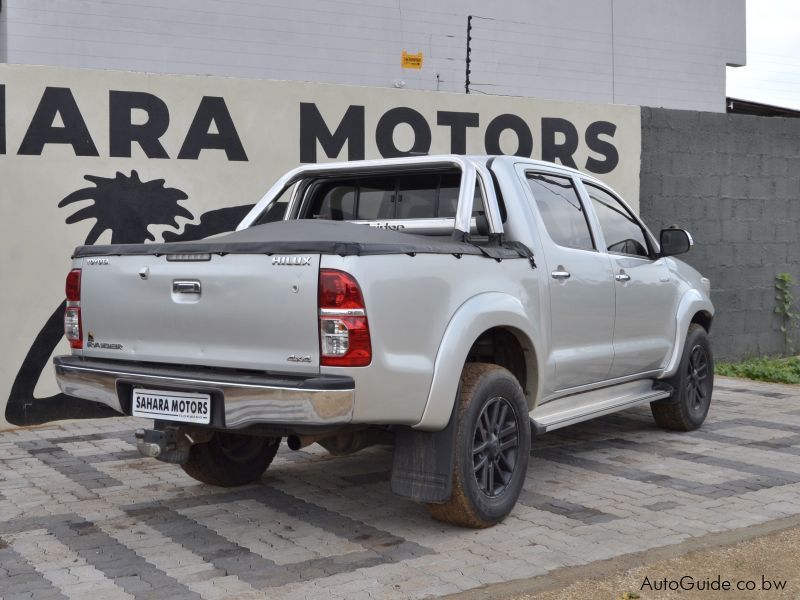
[660,228,692,257]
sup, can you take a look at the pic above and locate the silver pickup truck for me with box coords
[54,155,714,528]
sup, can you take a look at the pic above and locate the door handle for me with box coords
[173,280,201,294]
[551,270,571,280]
[615,273,631,282]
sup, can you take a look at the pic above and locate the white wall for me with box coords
[0,63,641,429]
[2,0,745,112]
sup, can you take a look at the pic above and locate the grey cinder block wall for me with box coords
[639,107,800,361]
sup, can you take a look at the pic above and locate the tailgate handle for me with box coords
[173,280,201,294]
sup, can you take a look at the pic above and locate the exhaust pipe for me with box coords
[287,429,393,454]
[287,433,331,451]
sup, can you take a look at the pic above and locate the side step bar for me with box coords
[530,380,670,434]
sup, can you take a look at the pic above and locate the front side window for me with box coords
[584,183,650,258]
[526,172,594,251]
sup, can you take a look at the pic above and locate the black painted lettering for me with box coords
[299,103,365,162]
[18,87,99,156]
[375,107,431,158]
[177,96,247,161]
[541,117,578,168]
[109,90,170,158]
[585,121,619,174]
[436,111,479,154]
[484,114,532,157]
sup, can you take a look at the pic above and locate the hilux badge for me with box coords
[272,256,312,266]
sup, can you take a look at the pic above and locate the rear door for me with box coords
[580,181,677,377]
[522,169,616,391]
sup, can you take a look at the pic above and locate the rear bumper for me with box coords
[53,356,354,428]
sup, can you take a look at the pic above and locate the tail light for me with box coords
[65,268,82,349]
[318,269,371,367]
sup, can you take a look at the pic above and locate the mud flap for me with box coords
[390,405,457,504]
[650,381,678,405]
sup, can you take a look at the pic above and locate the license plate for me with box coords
[132,388,211,424]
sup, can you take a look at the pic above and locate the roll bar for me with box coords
[236,155,505,237]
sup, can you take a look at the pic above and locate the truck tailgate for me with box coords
[78,254,320,373]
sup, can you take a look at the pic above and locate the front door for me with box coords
[581,181,677,377]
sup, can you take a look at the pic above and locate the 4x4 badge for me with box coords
[287,355,312,363]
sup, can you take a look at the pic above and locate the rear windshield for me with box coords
[303,172,464,221]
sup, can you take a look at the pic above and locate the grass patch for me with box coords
[716,356,800,384]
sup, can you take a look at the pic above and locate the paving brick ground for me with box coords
[1,376,799,599]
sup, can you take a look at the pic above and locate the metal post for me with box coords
[465,15,472,94]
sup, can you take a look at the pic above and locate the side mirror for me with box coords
[660,228,693,256]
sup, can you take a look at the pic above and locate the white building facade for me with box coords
[0,0,745,112]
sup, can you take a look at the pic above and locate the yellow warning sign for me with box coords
[401,51,423,70]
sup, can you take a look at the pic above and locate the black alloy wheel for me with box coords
[651,323,714,431]
[473,396,520,498]
[686,344,711,418]
[427,362,530,528]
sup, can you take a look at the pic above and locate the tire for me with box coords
[427,363,530,528]
[651,323,714,431]
[181,432,280,487]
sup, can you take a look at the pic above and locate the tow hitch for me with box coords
[134,426,212,464]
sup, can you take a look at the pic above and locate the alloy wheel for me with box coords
[472,396,520,497]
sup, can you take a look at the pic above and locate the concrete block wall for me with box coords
[639,107,800,361]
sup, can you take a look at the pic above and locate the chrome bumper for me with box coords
[53,356,354,428]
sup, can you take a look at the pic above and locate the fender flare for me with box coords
[412,292,542,431]
[661,289,715,378]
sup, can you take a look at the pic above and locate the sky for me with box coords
[726,0,800,109]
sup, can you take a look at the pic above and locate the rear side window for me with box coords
[584,183,651,258]
[526,172,594,251]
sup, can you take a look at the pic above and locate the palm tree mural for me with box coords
[6,171,254,425]
[60,171,193,244]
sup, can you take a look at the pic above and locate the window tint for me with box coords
[396,174,438,219]
[314,182,356,220]
[526,173,594,251]
[302,172,488,222]
[357,178,395,219]
[438,174,460,218]
[585,183,650,258]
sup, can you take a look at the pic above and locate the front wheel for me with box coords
[427,363,530,528]
[651,323,714,431]
[181,432,280,486]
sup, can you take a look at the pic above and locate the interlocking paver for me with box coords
[1,377,799,598]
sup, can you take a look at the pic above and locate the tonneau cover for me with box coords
[73,220,535,262]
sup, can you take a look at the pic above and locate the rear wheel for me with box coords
[181,432,280,486]
[651,323,714,431]
[427,363,530,528]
